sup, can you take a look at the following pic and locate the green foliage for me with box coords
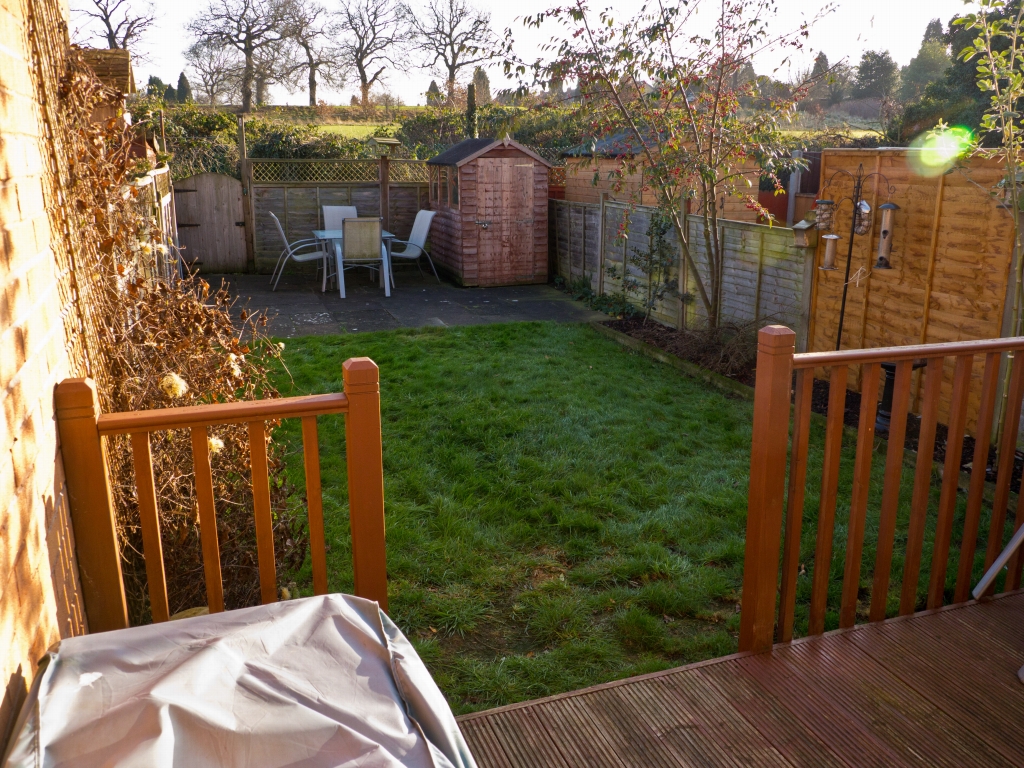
[162,85,178,103]
[901,40,952,102]
[552,275,640,318]
[472,67,492,105]
[853,50,901,100]
[466,83,478,139]
[426,80,442,106]
[606,211,678,322]
[146,75,167,98]
[395,103,591,158]
[176,72,194,103]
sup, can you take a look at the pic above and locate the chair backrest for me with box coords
[343,218,382,261]
[406,210,436,249]
[269,211,289,248]
[323,206,358,230]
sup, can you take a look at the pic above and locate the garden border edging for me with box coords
[589,321,755,401]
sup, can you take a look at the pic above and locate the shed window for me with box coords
[429,166,439,203]
[449,166,459,207]
[438,167,448,208]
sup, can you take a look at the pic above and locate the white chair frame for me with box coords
[389,210,440,283]
[268,211,329,291]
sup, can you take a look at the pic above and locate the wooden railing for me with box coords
[55,357,387,633]
[739,326,1024,653]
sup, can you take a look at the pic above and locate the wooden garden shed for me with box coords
[427,138,551,286]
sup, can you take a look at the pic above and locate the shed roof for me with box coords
[80,48,136,95]
[427,137,553,168]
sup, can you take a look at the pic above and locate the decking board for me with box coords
[458,592,1024,767]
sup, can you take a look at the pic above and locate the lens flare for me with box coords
[908,127,973,177]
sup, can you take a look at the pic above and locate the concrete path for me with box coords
[211,268,607,337]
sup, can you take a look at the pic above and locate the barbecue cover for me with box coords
[2,594,477,768]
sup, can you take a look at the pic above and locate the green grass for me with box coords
[317,123,392,138]
[270,322,1006,714]
[273,322,746,713]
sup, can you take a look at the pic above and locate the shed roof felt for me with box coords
[427,138,552,168]
[80,48,136,95]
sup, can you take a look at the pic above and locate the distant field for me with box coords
[318,123,392,138]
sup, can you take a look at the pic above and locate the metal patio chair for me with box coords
[389,210,439,283]
[268,211,329,291]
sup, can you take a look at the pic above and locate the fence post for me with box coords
[54,379,128,632]
[238,116,256,272]
[739,326,795,653]
[343,357,388,611]
[379,155,390,233]
[786,149,802,227]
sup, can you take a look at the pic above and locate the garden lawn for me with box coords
[273,322,748,714]
[271,321,988,714]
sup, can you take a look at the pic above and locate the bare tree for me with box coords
[336,0,408,107]
[252,38,301,105]
[188,0,289,111]
[184,40,241,105]
[408,0,496,98]
[75,0,155,51]
[284,1,348,105]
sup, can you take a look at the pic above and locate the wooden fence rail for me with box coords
[740,326,1024,653]
[55,357,387,633]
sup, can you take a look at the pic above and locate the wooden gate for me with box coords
[173,173,248,272]
[478,158,535,283]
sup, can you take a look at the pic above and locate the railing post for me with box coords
[54,379,128,632]
[739,326,795,653]
[343,357,388,611]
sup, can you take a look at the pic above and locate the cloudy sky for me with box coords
[70,0,974,106]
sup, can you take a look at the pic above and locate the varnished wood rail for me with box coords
[740,326,1024,653]
[55,357,387,633]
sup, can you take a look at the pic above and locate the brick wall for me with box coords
[0,0,87,749]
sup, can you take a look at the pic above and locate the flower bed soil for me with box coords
[603,319,1024,489]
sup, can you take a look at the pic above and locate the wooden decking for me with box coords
[458,591,1024,767]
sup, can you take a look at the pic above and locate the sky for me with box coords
[69,0,975,107]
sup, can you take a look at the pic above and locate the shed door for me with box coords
[478,158,535,282]
[173,172,248,272]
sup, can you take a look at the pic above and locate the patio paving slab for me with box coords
[211,269,607,337]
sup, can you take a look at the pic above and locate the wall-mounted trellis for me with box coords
[250,159,380,184]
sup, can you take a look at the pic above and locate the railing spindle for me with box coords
[302,416,328,595]
[983,351,1024,596]
[927,354,974,609]
[248,420,278,604]
[954,352,1001,602]
[839,362,880,628]
[131,432,169,623]
[191,427,225,613]
[869,359,913,621]
[778,368,813,643]
[808,364,848,635]
[899,357,943,615]
[1005,498,1024,591]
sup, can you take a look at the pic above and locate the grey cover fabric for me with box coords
[2,594,477,768]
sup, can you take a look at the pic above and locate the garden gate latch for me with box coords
[475,220,490,229]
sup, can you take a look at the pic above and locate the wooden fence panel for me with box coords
[807,149,1016,434]
[552,199,813,343]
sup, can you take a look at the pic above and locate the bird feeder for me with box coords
[854,199,872,236]
[821,234,840,270]
[874,202,899,269]
[814,199,835,231]
[792,217,817,248]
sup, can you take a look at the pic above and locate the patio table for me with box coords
[313,228,396,299]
